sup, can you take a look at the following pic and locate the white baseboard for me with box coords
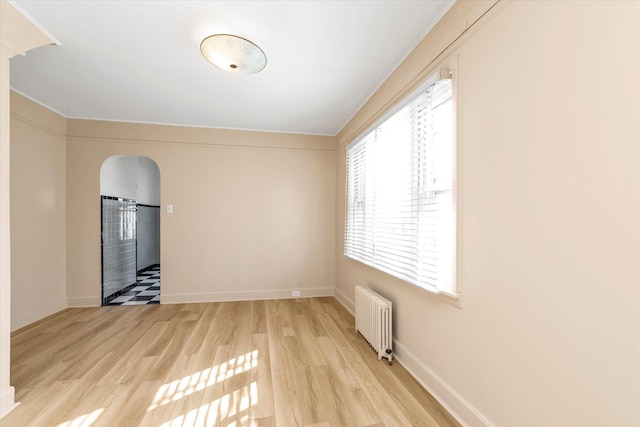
[66,288,336,307]
[334,287,355,313]
[393,340,495,427]
[0,386,17,419]
[11,299,67,332]
[162,287,335,304]
[333,288,492,427]
[66,296,101,307]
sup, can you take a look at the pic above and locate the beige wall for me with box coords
[10,92,66,330]
[336,1,639,426]
[66,119,336,306]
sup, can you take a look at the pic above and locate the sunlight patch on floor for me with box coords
[149,350,259,411]
[56,408,104,427]
[160,382,258,427]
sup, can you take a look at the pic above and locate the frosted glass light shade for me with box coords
[200,34,267,74]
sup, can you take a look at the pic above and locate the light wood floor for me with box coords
[5,297,460,427]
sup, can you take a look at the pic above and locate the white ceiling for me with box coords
[9,0,454,136]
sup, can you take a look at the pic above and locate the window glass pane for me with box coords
[345,74,454,294]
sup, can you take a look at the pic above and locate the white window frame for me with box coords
[344,66,459,300]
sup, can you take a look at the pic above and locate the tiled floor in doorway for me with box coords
[107,265,160,306]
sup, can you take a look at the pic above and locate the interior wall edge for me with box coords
[393,339,494,427]
[0,388,15,422]
[161,287,335,305]
[67,119,338,152]
[335,0,502,148]
[10,298,66,332]
[334,287,354,314]
[10,111,65,141]
[10,90,66,138]
[66,296,101,308]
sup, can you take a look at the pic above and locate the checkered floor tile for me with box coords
[107,266,160,306]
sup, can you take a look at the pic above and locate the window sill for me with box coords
[415,283,463,308]
[438,291,463,308]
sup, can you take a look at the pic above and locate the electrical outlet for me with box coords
[291,290,301,297]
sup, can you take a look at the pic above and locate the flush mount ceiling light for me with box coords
[200,34,267,74]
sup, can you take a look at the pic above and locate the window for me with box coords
[345,70,456,295]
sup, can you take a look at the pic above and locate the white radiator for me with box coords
[355,286,393,363]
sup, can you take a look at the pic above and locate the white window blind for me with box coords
[345,73,454,294]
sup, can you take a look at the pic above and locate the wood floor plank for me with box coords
[146,319,199,383]
[252,300,268,334]
[266,300,304,426]
[290,313,327,367]
[318,297,355,330]
[270,367,304,426]
[46,382,123,427]
[348,331,458,427]
[226,301,254,357]
[14,380,71,426]
[269,299,296,337]
[292,366,324,425]
[4,298,460,427]
[138,353,195,426]
[196,344,232,426]
[0,381,70,426]
[317,311,415,427]
[316,335,381,426]
[254,416,277,427]
[295,299,328,337]
[265,300,294,372]
[166,355,206,427]
[251,333,275,420]
[309,364,360,426]
[179,303,219,356]
[190,306,233,374]
[96,380,163,427]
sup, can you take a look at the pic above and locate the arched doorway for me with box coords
[100,155,160,305]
